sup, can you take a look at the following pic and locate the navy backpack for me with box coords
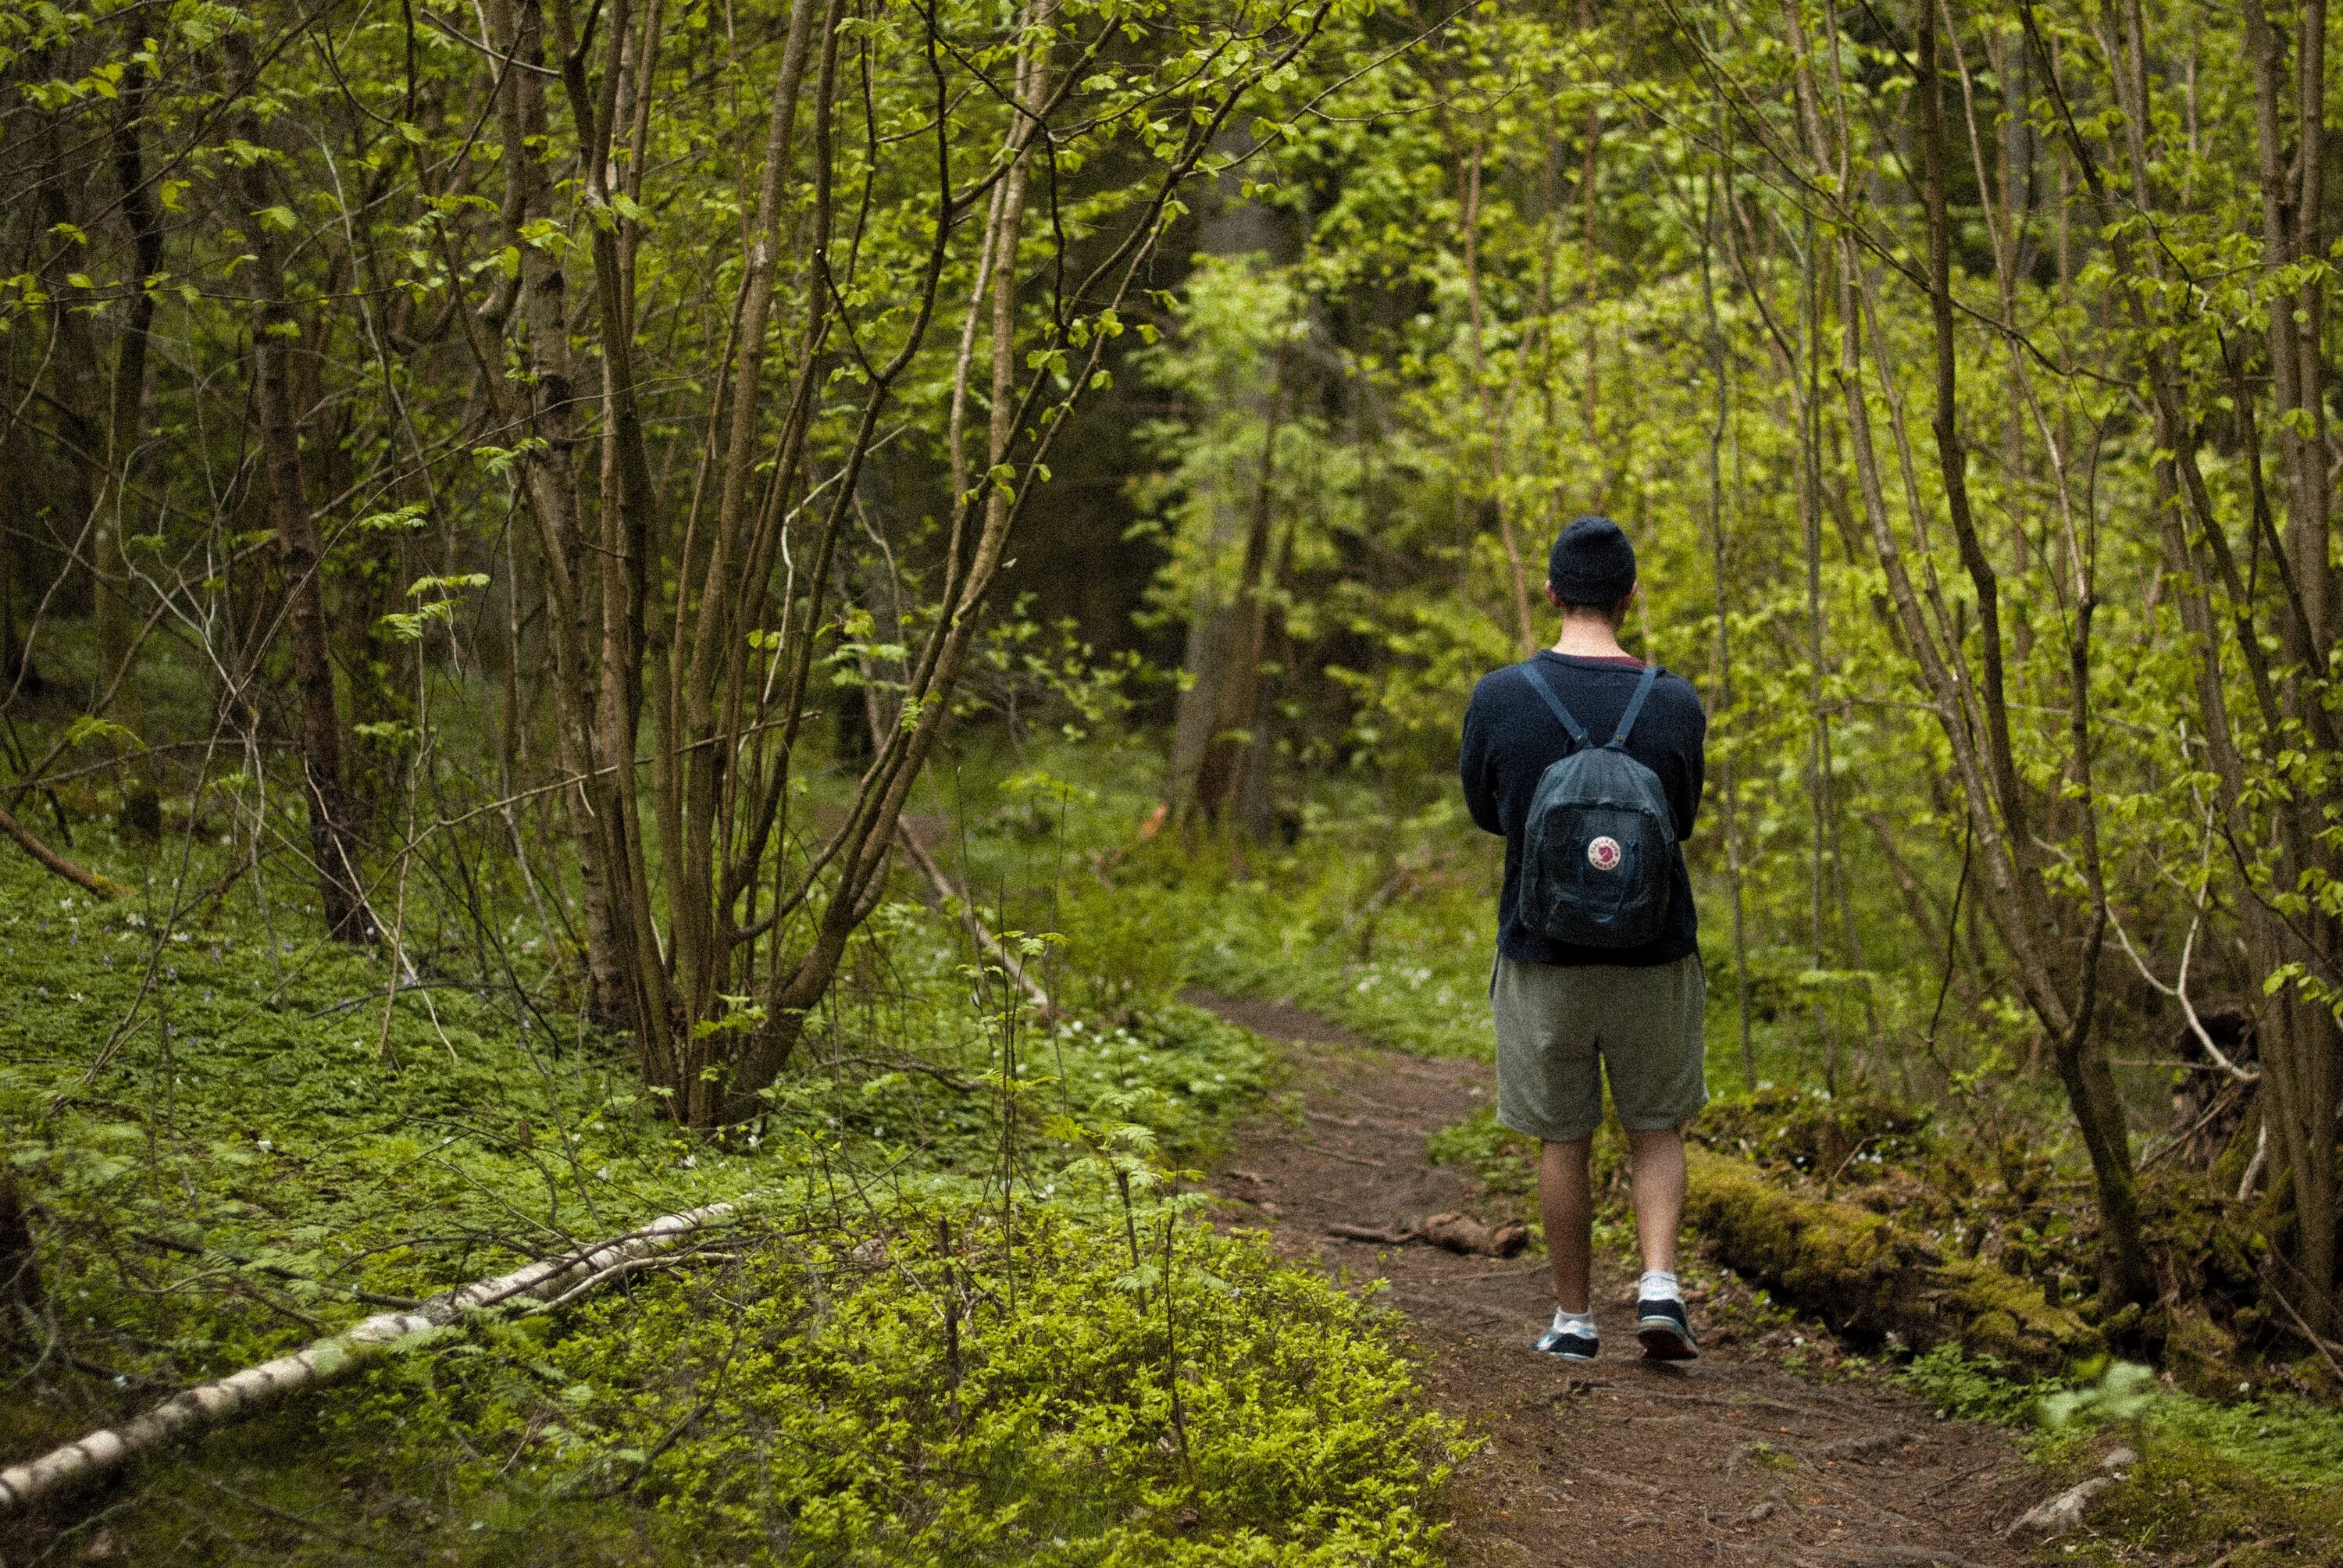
[1514,660,1677,949]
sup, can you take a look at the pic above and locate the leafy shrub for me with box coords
[1057,874,1195,1019]
[1,846,1447,1564]
[1903,1344,2061,1427]
[347,1207,1459,1566]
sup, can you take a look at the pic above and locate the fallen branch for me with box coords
[895,824,1052,1012]
[0,1193,766,1513]
[822,1053,982,1092]
[0,803,125,900]
[519,1249,737,1317]
[1323,1212,1527,1257]
[127,1230,423,1310]
[1329,848,1434,941]
[2263,1278,2343,1384]
[1415,1210,1529,1257]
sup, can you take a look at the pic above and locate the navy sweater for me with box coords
[1459,651,1706,967]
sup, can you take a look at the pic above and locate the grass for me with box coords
[1050,759,2343,1563]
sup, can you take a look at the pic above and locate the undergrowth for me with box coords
[0,810,1457,1564]
[1903,1349,2343,1563]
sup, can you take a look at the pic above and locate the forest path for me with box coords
[1186,992,2041,1568]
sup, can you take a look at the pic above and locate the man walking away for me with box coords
[1458,515,1708,1361]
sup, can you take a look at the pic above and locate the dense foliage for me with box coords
[6,0,2343,1553]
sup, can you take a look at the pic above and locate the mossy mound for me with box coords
[1696,1086,1932,1181]
[1686,1147,2102,1371]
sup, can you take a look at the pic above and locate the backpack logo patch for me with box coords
[1586,836,1623,872]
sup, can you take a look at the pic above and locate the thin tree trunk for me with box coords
[228,34,369,942]
[95,60,164,839]
[1460,143,1537,656]
[481,0,629,1021]
[1169,137,1289,810]
[661,0,822,1055]
[1697,154,1756,1093]
[1797,208,1838,1088]
[1189,347,1289,825]
[1915,0,2145,1303]
[719,7,1315,1121]
[2025,0,2338,1329]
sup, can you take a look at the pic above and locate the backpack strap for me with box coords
[1606,663,1662,750]
[1516,661,1589,748]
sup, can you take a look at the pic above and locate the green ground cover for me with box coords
[0,804,1457,1564]
[1905,1349,2343,1564]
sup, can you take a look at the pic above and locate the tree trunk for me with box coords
[2238,0,2341,1335]
[1460,143,1537,657]
[1913,2,2147,1305]
[96,62,163,839]
[483,0,630,1024]
[1189,350,1288,826]
[0,1192,765,1514]
[229,34,369,941]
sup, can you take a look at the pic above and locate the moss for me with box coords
[2087,1431,2343,1565]
[2163,1306,2251,1401]
[1696,1086,1931,1181]
[1685,1147,2101,1370]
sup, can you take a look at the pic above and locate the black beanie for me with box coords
[1547,515,1637,606]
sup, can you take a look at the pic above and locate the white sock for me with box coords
[1550,1306,1598,1337]
[1639,1270,1680,1303]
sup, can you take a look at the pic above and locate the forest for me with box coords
[3,0,2343,1559]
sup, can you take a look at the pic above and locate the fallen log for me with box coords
[0,1192,765,1513]
[1416,1210,1529,1257]
[1685,1146,2100,1371]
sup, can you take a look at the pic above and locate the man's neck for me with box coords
[1550,619,1632,660]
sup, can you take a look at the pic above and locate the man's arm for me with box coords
[1460,681,1504,835]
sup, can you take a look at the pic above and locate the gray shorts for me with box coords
[1490,952,1706,1145]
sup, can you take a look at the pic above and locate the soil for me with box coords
[1186,990,2048,1568]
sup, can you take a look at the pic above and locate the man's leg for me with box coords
[1493,954,1603,1356]
[1539,1137,1595,1313]
[1601,953,1706,1360]
[1624,1123,1697,1357]
[1624,1124,1686,1278]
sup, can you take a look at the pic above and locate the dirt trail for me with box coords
[1189,992,2041,1568]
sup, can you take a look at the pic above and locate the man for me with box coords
[1458,515,1707,1361]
